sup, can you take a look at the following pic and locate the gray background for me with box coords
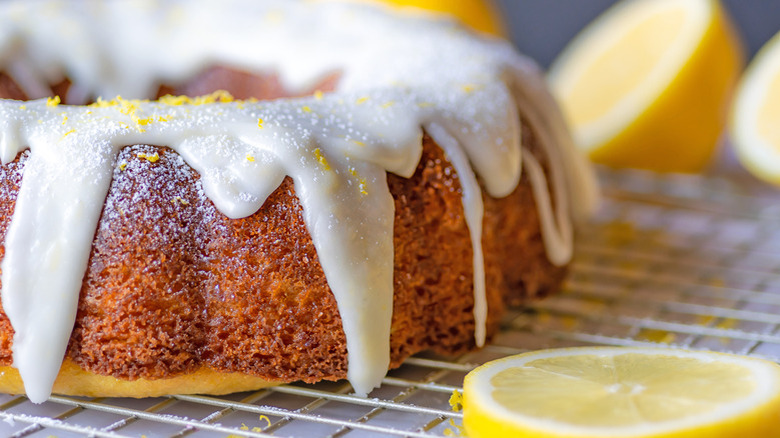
[496,0,780,69]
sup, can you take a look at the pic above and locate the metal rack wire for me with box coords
[2,166,779,437]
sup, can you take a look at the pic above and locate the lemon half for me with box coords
[351,0,505,36]
[730,30,780,185]
[549,0,744,172]
[463,347,780,438]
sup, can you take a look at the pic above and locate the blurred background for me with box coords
[497,0,779,68]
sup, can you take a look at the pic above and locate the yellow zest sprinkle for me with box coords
[117,96,140,116]
[171,196,190,206]
[257,117,264,129]
[60,129,76,140]
[157,94,188,106]
[314,148,331,171]
[89,96,160,132]
[349,167,368,195]
[19,105,26,110]
[46,96,61,107]
[353,140,366,147]
[158,89,234,106]
[356,96,369,105]
[449,390,463,412]
[259,415,272,429]
[61,114,68,125]
[136,152,160,163]
[302,105,312,113]
[119,162,127,171]
[314,90,324,100]
[381,101,395,109]
[417,102,434,108]
[246,154,256,162]
[461,84,476,93]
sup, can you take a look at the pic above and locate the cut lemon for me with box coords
[730,30,780,185]
[463,347,780,438]
[548,0,744,172]
[353,0,506,36]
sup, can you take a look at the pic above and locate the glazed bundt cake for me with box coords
[0,0,597,403]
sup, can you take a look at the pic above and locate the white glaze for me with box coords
[0,0,597,403]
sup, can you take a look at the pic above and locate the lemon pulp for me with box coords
[463,347,780,438]
[491,353,755,427]
[730,29,780,185]
[565,7,688,127]
[549,0,744,172]
[757,71,780,152]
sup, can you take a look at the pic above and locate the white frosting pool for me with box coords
[0,0,598,403]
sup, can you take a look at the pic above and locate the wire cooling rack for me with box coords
[2,165,780,437]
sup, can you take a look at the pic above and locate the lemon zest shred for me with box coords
[157,90,234,107]
[46,96,61,107]
[136,152,160,163]
[348,167,368,195]
[314,148,331,171]
[461,84,477,93]
[259,415,271,429]
[171,196,190,206]
[449,390,463,412]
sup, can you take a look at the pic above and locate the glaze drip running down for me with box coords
[0,0,598,403]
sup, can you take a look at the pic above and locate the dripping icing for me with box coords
[0,0,598,403]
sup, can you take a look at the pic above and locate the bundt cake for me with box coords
[0,0,597,403]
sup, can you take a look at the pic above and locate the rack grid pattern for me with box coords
[1,167,779,437]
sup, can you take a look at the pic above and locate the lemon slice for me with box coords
[463,347,780,438]
[352,0,506,36]
[548,0,743,172]
[730,30,780,185]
